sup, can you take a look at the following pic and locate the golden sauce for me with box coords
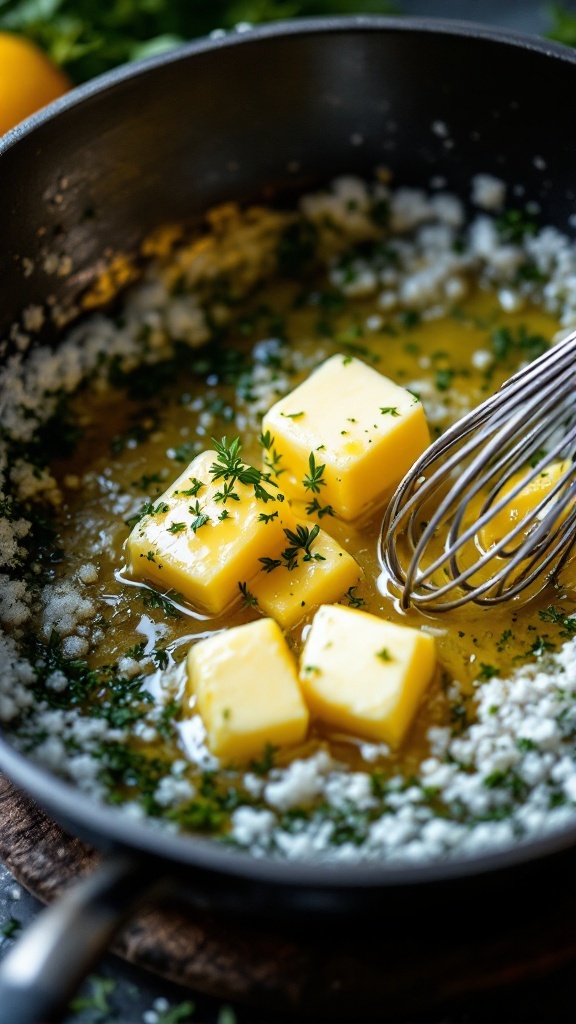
[48,278,576,779]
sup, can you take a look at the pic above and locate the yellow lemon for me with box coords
[0,32,71,136]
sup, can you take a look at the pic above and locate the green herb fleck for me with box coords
[70,975,116,1018]
[343,586,365,608]
[0,917,20,940]
[305,497,335,518]
[188,500,210,532]
[281,523,324,570]
[175,477,203,497]
[303,452,326,494]
[477,663,499,681]
[238,582,258,607]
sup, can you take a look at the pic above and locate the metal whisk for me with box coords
[379,328,576,612]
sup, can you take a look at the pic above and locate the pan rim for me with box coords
[1,12,576,159]
[2,731,576,890]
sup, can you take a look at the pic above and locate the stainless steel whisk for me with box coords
[379,328,576,612]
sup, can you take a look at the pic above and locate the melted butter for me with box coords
[48,281,576,774]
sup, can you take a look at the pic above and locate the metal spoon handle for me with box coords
[0,855,163,1024]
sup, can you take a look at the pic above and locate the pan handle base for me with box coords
[0,854,165,1024]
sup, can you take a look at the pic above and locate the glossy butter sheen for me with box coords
[186,617,309,762]
[300,604,437,747]
[125,449,296,615]
[250,521,362,628]
[261,354,430,521]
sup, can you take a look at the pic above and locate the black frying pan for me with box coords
[1,16,576,1024]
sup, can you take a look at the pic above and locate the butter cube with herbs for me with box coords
[125,441,296,616]
[186,617,309,762]
[250,521,362,628]
[261,354,430,521]
[299,604,436,747]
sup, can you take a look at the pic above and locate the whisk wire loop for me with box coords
[379,328,576,611]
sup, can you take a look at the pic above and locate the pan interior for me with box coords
[1,19,576,899]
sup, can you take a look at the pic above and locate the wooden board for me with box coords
[1,772,576,1020]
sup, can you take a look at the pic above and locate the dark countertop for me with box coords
[2,3,576,1022]
[1,852,576,1024]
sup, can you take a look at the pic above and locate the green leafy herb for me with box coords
[157,699,180,742]
[249,743,277,775]
[398,309,421,330]
[477,663,499,682]
[435,367,455,392]
[238,581,258,607]
[259,556,282,573]
[152,646,169,670]
[281,523,324,570]
[175,477,203,497]
[124,499,155,529]
[96,742,171,815]
[258,510,279,524]
[277,219,317,274]
[70,975,116,1019]
[132,471,163,491]
[125,640,146,660]
[490,325,549,364]
[496,629,513,652]
[141,591,182,619]
[303,452,326,494]
[528,636,555,658]
[304,497,335,518]
[154,1000,197,1024]
[167,521,186,534]
[496,207,538,243]
[539,604,576,639]
[188,500,210,532]
[210,436,278,503]
[171,441,197,464]
[213,479,241,504]
[260,430,284,477]
[343,586,365,608]
[0,917,21,939]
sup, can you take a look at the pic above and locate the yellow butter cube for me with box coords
[186,617,309,762]
[125,446,296,615]
[261,354,430,521]
[299,604,436,747]
[479,459,572,550]
[250,522,362,628]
